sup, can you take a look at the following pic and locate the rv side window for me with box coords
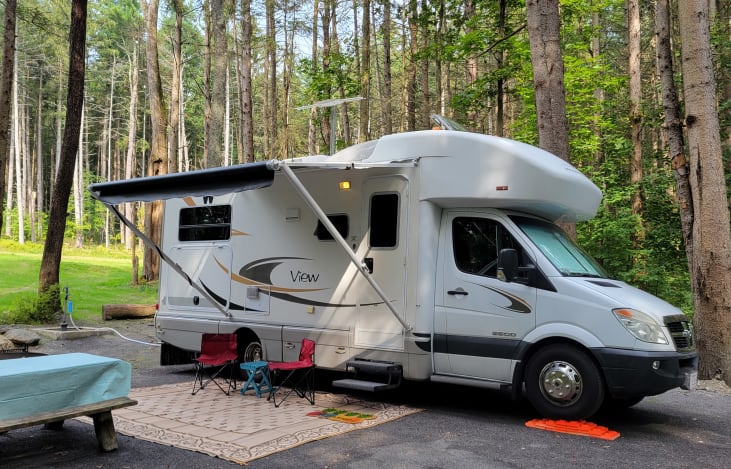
[178,205,232,241]
[452,217,528,278]
[315,214,349,241]
[369,193,399,248]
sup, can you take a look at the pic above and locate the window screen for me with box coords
[179,205,231,241]
[369,193,399,248]
[315,214,349,241]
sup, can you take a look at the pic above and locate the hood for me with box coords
[572,277,684,319]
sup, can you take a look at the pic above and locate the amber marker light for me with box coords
[339,181,351,191]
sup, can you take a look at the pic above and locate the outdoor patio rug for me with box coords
[77,381,422,464]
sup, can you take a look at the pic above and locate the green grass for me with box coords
[0,239,157,324]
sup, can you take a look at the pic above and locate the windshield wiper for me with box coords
[563,272,604,278]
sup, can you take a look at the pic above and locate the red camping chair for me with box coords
[267,339,316,407]
[192,333,238,396]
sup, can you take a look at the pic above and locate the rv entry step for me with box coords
[332,359,402,392]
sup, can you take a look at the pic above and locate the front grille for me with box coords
[664,315,695,352]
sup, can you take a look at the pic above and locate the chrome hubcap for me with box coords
[539,360,583,406]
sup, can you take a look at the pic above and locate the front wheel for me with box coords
[524,344,605,420]
[240,340,263,362]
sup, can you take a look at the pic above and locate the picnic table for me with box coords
[0,352,136,451]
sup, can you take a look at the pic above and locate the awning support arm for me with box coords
[98,199,232,318]
[272,161,411,332]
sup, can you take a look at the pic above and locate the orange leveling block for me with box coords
[525,419,620,440]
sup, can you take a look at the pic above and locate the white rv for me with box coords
[90,119,697,419]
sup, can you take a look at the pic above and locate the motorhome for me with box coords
[90,118,697,419]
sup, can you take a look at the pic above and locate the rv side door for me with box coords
[351,176,409,351]
[434,211,536,382]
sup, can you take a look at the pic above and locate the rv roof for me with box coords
[88,129,601,222]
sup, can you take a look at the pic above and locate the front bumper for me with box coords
[592,348,698,399]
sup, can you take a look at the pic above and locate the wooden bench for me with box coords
[0,396,137,452]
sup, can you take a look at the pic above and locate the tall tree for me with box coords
[169,0,183,174]
[359,0,371,141]
[142,0,168,281]
[627,0,643,219]
[265,0,277,158]
[525,0,572,237]
[0,0,16,235]
[677,0,731,385]
[381,0,393,135]
[655,0,693,283]
[39,0,87,313]
[237,0,254,163]
[525,0,569,163]
[123,41,140,251]
[209,0,227,167]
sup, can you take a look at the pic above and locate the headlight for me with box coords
[612,308,669,345]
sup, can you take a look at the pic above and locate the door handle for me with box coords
[447,288,468,296]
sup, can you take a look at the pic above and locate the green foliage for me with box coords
[0,241,158,325]
[3,285,60,324]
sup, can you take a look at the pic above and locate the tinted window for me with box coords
[315,214,349,241]
[179,205,231,241]
[370,193,399,248]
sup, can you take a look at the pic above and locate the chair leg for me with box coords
[267,368,315,407]
[192,362,236,396]
[192,364,205,395]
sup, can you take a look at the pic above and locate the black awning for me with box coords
[88,161,275,204]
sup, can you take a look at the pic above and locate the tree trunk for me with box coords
[495,0,506,136]
[525,0,573,238]
[124,42,139,251]
[203,0,211,167]
[419,0,429,129]
[239,0,254,163]
[627,0,644,220]
[12,54,23,244]
[169,0,182,174]
[655,0,694,282]
[73,105,84,248]
[464,0,477,127]
[209,0,227,167]
[34,70,43,243]
[39,0,87,316]
[359,0,371,142]
[677,0,731,385]
[381,0,393,136]
[0,0,15,236]
[406,0,417,131]
[307,0,318,155]
[266,0,277,158]
[142,0,168,282]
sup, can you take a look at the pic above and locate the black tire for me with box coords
[524,344,605,420]
[241,340,263,362]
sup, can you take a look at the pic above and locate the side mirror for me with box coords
[497,248,519,282]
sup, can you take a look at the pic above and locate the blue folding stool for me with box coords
[239,360,272,398]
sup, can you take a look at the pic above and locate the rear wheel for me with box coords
[524,344,605,420]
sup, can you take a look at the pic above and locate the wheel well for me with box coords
[512,337,605,399]
[235,328,262,361]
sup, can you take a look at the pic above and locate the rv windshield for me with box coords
[511,216,608,278]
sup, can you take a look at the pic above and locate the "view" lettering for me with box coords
[290,270,320,283]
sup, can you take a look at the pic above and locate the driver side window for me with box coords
[452,217,526,278]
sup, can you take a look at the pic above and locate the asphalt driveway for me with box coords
[2,321,729,468]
